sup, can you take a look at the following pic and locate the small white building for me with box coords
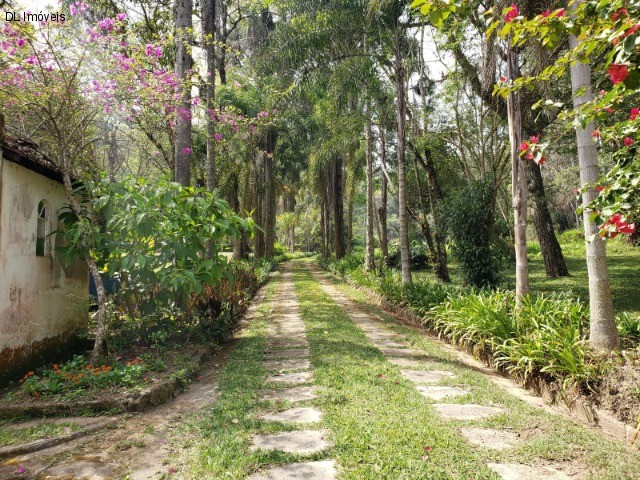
[0,135,88,383]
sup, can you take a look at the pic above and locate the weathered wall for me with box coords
[0,153,88,382]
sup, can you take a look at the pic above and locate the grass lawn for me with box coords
[316,263,640,479]
[415,235,640,316]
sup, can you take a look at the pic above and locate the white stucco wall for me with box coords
[0,151,88,378]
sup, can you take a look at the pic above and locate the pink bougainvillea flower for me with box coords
[630,108,639,120]
[518,141,530,152]
[17,466,26,474]
[541,9,552,18]
[624,137,634,146]
[214,133,223,141]
[249,124,255,134]
[529,133,541,144]
[181,147,191,154]
[505,4,518,23]
[116,13,127,21]
[608,63,630,85]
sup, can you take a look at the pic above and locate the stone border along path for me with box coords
[248,267,336,480]
[307,263,573,480]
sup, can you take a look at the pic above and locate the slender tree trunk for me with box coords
[203,0,216,191]
[421,149,450,282]
[526,154,569,277]
[506,46,529,305]
[394,35,412,284]
[569,29,619,350]
[379,128,389,268]
[365,109,375,271]
[253,151,265,259]
[230,175,246,259]
[320,192,329,259]
[61,171,108,364]
[412,154,440,276]
[333,156,345,259]
[174,0,193,186]
[346,197,353,254]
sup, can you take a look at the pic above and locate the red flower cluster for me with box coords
[631,108,639,120]
[600,213,636,238]
[505,4,519,23]
[612,8,628,22]
[608,63,630,85]
[518,134,546,165]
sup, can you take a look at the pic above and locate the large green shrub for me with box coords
[445,180,504,288]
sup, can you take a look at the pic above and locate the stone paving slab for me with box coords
[487,463,572,480]
[401,370,455,384]
[434,404,506,421]
[264,348,310,359]
[261,386,318,403]
[387,357,428,368]
[250,430,331,454]
[265,338,310,349]
[266,372,314,384]
[259,407,323,424]
[264,358,311,371]
[416,385,470,401]
[370,340,407,348]
[459,428,519,450]
[247,460,336,480]
[379,347,425,358]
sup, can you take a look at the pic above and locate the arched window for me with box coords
[36,201,49,256]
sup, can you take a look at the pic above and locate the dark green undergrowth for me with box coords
[315,263,640,479]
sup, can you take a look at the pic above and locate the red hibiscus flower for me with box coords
[631,108,639,120]
[608,63,630,85]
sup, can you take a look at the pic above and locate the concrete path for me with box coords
[248,268,336,480]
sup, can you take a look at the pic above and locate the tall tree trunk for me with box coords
[253,151,265,259]
[261,130,277,258]
[333,156,345,259]
[320,188,329,259]
[526,154,569,277]
[569,29,619,350]
[506,46,529,305]
[284,191,296,253]
[412,154,440,277]
[230,175,247,259]
[346,197,353,254]
[394,35,412,284]
[174,0,193,186]
[365,110,375,271]
[202,0,216,191]
[379,128,389,269]
[422,149,450,282]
